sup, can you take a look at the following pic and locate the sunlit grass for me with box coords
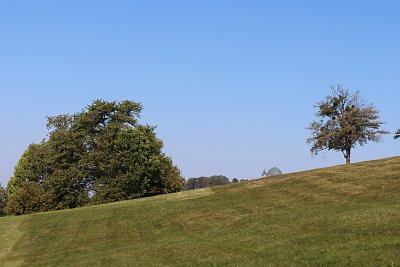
[1,157,400,266]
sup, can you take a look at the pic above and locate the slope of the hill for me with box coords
[1,157,400,266]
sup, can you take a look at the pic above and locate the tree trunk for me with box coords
[345,147,351,164]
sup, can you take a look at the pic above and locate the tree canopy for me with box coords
[307,86,389,164]
[7,100,184,214]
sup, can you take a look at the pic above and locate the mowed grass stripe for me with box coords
[1,157,400,266]
[0,216,24,267]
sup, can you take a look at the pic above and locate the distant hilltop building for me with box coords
[262,167,283,177]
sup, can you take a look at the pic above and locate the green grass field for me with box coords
[1,157,400,266]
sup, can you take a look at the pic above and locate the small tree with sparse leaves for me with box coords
[307,85,389,164]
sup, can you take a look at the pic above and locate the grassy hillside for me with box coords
[1,157,400,266]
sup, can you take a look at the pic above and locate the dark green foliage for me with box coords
[183,175,230,190]
[44,168,89,210]
[0,183,6,216]
[307,85,389,164]
[6,182,48,215]
[232,178,239,183]
[8,100,184,214]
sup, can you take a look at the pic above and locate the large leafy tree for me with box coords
[307,85,389,164]
[9,100,184,213]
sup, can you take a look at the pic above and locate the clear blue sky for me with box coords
[1,1,400,186]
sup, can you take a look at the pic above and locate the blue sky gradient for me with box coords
[1,1,400,186]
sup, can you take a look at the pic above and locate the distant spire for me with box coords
[261,169,267,177]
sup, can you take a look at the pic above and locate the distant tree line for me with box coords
[1,100,184,216]
[183,175,240,190]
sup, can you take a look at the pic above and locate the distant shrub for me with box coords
[0,183,7,216]
[6,182,48,215]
